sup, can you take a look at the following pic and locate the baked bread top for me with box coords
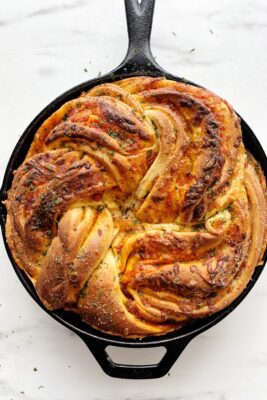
[5,77,267,338]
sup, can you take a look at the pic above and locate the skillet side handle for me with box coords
[80,335,193,379]
[121,0,157,72]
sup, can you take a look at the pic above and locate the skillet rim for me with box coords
[0,67,266,347]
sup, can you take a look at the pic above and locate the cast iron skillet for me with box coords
[0,0,266,379]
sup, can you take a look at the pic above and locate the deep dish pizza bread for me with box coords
[5,77,267,338]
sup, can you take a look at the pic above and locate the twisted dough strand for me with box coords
[5,77,267,337]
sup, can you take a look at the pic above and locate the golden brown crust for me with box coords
[4,77,267,338]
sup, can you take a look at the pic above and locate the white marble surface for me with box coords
[0,0,267,399]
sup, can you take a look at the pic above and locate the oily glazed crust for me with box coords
[5,77,267,338]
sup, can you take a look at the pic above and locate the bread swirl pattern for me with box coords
[5,77,267,338]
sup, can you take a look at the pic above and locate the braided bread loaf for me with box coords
[5,77,267,338]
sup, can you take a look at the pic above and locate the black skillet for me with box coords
[0,0,266,379]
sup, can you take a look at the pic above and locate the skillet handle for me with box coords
[80,335,193,379]
[121,0,157,73]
